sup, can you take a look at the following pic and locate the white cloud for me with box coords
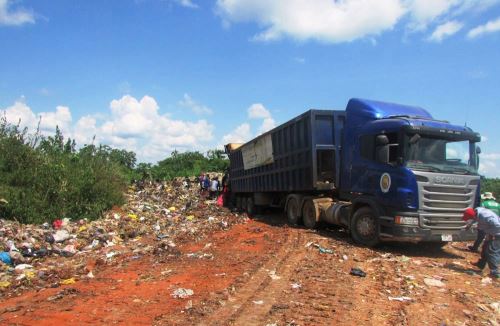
[216,0,406,43]
[247,103,276,134]
[405,0,459,31]
[2,100,72,135]
[176,0,198,9]
[2,100,37,128]
[467,17,500,39]
[259,117,276,134]
[248,103,271,119]
[38,106,72,133]
[1,95,215,163]
[222,123,252,144]
[479,152,500,178]
[179,93,213,115]
[215,0,500,43]
[221,103,276,145]
[0,0,35,26]
[427,20,463,42]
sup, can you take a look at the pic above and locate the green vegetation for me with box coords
[0,119,129,224]
[148,149,228,181]
[0,118,228,224]
[481,177,500,198]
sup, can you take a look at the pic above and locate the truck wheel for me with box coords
[350,207,380,247]
[246,197,255,216]
[241,197,248,213]
[303,199,319,229]
[286,198,301,225]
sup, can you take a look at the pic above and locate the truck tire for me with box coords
[236,196,242,210]
[246,197,255,216]
[303,199,319,229]
[286,197,301,225]
[241,197,248,213]
[350,207,380,247]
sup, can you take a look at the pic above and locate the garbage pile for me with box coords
[0,181,244,297]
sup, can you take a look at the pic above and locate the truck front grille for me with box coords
[415,172,479,230]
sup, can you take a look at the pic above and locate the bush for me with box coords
[481,177,500,198]
[149,149,229,181]
[0,118,128,224]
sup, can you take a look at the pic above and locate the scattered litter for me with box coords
[53,230,71,243]
[424,278,445,288]
[313,244,334,254]
[61,278,76,285]
[400,255,410,262]
[269,270,281,280]
[481,277,492,285]
[388,296,412,302]
[350,268,366,277]
[253,300,264,305]
[171,288,194,299]
[0,251,12,265]
[0,281,11,288]
[291,283,302,289]
[0,180,245,296]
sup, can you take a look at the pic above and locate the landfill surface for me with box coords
[1,183,499,325]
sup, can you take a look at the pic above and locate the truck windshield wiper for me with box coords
[443,167,472,175]
[407,164,441,172]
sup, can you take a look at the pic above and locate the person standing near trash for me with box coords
[209,176,219,199]
[463,207,500,279]
[469,192,500,252]
[203,174,210,196]
[198,173,205,192]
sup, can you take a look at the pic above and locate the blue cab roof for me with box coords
[346,98,433,120]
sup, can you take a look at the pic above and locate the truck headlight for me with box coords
[395,216,419,226]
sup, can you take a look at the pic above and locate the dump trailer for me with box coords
[225,98,482,246]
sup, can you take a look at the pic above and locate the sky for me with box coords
[0,0,499,177]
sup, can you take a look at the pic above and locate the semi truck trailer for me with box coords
[224,98,481,246]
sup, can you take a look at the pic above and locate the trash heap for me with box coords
[0,181,243,297]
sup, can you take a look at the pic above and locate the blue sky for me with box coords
[1,0,499,177]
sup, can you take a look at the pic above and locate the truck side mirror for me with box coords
[476,146,481,154]
[376,135,389,146]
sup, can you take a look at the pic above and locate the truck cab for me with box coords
[342,99,481,246]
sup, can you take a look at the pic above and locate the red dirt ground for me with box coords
[0,214,499,326]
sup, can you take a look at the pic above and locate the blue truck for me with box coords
[225,98,481,246]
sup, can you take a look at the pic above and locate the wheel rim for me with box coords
[303,201,316,228]
[356,215,376,238]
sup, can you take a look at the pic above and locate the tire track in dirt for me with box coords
[200,228,307,326]
[264,231,407,326]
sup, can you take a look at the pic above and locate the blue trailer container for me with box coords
[227,110,345,193]
[225,98,481,246]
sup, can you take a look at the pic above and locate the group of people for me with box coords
[463,192,500,279]
[198,173,221,199]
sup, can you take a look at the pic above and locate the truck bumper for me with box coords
[379,217,477,242]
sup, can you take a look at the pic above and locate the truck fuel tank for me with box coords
[322,201,351,226]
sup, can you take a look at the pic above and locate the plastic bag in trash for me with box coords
[0,251,12,265]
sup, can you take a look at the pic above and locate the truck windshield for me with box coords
[405,134,478,174]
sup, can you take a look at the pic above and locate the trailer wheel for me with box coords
[241,197,248,213]
[350,207,380,247]
[286,198,301,225]
[236,196,242,210]
[303,199,319,229]
[246,197,255,216]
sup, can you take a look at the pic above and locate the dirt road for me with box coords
[1,212,499,325]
